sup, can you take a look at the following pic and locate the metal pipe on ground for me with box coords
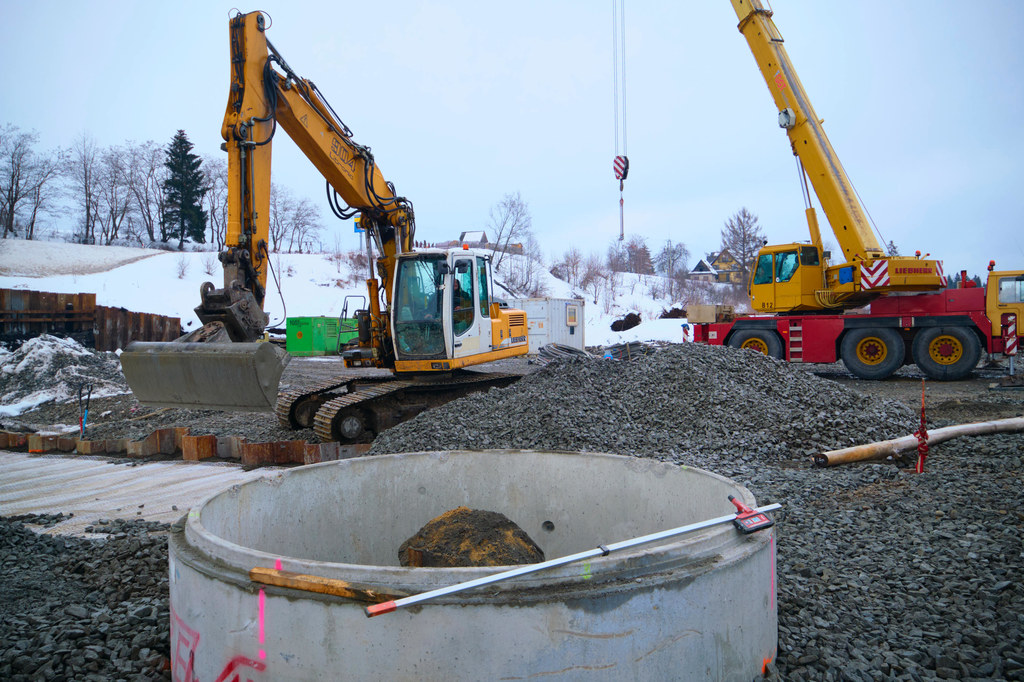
[813,416,1024,467]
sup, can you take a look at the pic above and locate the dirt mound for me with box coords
[399,506,545,567]
[610,312,642,332]
[0,335,128,416]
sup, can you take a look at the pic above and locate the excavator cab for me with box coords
[389,248,524,373]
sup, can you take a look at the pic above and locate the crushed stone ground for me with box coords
[2,338,1023,680]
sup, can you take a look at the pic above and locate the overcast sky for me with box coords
[3,1,1021,275]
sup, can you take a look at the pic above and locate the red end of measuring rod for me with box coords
[728,495,775,534]
[364,601,397,618]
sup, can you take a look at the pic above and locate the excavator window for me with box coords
[776,251,799,283]
[753,254,774,285]
[453,258,475,336]
[393,256,446,359]
[477,257,490,318]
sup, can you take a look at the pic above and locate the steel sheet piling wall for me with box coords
[1,288,180,350]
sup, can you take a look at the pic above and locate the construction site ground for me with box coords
[2,346,1023,681]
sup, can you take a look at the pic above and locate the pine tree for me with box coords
[161,130,207,249]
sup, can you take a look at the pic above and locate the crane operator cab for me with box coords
[384,248,528,373]
[749,243,825,313]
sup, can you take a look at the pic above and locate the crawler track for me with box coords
[302,371,520,443]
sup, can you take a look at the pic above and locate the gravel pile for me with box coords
[369,344,1024,680]
[370,343,919,467]
[0,515,171,681]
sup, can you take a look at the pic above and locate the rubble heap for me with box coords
[371,343,917,467]
[0,335,127,413]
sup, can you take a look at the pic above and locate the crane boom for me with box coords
[729,0,944,313]
[730,0,881,262]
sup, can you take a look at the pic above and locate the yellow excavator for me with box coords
[120,11,528,442]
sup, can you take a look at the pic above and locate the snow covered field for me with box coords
[0,239,701,348]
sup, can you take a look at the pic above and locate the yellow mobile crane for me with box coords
[731,0,945,315]
[121,11,528,442]
[691,1,1024,381]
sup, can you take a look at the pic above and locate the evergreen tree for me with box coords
[161,130,207,249]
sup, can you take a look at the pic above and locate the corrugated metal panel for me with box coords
[0,452,281,536]
[1,288,180,350]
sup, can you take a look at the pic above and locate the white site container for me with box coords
[508,297,586,353]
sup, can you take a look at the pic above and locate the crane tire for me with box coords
[911,326,981,381]
[840,327,904,380]
[728,329,784,359]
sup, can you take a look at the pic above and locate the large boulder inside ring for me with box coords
[399,506,545,567]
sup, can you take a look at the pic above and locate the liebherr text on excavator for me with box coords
[120,11,528,442]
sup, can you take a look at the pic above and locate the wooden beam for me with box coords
[249,567,399,604]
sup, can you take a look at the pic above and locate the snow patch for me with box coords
[0,335,129,414]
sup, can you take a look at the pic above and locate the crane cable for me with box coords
[612,0,629,242]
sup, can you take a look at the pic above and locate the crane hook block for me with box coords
[614,155,629,181]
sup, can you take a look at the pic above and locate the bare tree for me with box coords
[655,240,691,299]
[720,207,766,280]
[268,183,289,252]
[285,197,322,254]
[581,252,607,305]
[562,246,582,287]
[203,155,228,249]
[67,133,101,244]
[95,146,133,245]
[125,140,168,244]
[504,234,548,297]
[606,240,628,273]
[885,239,899,257]
[0,124,62,240]
[488,192,532,270]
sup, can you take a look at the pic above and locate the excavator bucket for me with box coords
[120,341,290,412]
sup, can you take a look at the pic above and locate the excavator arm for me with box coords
[211,10,414,343]
[121,10,415,410]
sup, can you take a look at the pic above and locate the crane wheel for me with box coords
[728,330,783,359]
[911,326,981,381]
[840,327,905,380]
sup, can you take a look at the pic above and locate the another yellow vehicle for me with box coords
[731,0,946,314]
[692,1,1024,381]
[121,11,528,441]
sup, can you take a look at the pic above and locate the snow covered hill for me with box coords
[0,239,729,347]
